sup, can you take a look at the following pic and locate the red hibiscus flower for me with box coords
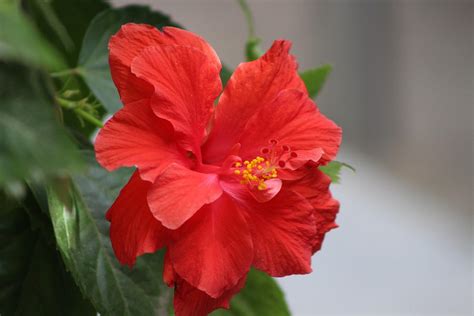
[95,23,342,316]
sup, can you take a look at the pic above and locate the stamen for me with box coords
[232,155,278,190]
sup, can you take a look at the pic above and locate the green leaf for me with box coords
[0,1,65,70]
[0,63,83,189]
[0,193,96,316]
[13,236,96,316]
[211,269,290,316]
[0,194,36,315]
[78,5,179,113]
[300,64,332,99]
[24,0,110,66]
[47,152,172,315]
[220,65,233,88]
[319,161,355,184]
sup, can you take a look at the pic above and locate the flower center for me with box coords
[233,156,278,191]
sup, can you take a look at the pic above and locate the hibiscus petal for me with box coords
[131,44,221,157]
[248,178,282,203]
[164,248,246,316]
[283,148,324,170]
[202,40,307,164]
[239,89,342,163]
[147,164,223,229]
[169,195,253,298]
[106,171,169,267]
[94,100,190,182]
[245,189,316,276]
[286,169,340,253]
[173,274,246,316]
[109,24,221,105]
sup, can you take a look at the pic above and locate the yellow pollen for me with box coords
[233,156,278,190]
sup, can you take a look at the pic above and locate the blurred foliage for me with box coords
[0,1,64,70]
[24,0,110,66]
[0,63,83,194]
[300,64,333,99]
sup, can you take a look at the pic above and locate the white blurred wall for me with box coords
[113,1,473,315]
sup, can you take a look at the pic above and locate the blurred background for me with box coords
[109,0,474,315]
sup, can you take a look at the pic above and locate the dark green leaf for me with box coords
[14,236,96,316]
[78,5,179,113]
[220,65,233,88]
[0,193,95,316]
[319,161,355,184]
[300,64,332,99]
[0,63,83,189]
[0,194,36,315]
[211,269,290,316]
[0,1,65,70]
[47,152,172,315]
[24,0,110,66]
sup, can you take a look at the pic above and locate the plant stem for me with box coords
[237,0,256,39]
[73,108,104,128]
[50,68,80,78]
[56,97,103,128]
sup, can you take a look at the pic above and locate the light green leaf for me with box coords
[319,161,355,184]
[300,64,332,99]
[78,5,179,113]
[0,63,83,189]
[47,153,172,316]
[0,1,64,70]
[211,269,290,316]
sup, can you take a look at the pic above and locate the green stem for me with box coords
[56,97,103,128]
[50,68,80,78]
[237,0,256,38]
[56,97,75,109]
[73,108,104,128]
[237,0,263,61]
